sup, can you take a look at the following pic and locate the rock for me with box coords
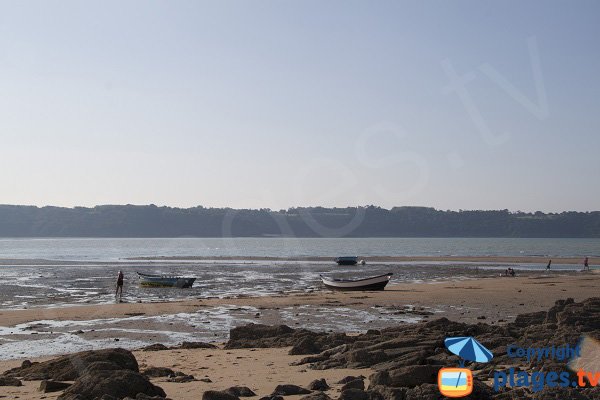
[367,385,407,400]
[272,384,312,396]
[341,379,365,391]
[2,348,138,381]
[39,380,71,392]
[201,378,213,382]
[142,343,170,351]
[133,394,168,400]
[225,386,257,397]
[300,393,332,400]
[259,397,284,400]
[337,376,365,384]
[381,365,440,388]
[56,369,165,400]
[338,389,369,400]
[83,361,127,374]
[168,374,195,383]
[368,371,391,387]
[142,367,175,378]
[176,341,218,349]
[289,337,322,355]
[402,384,440,400]
[203,390,241,400]
[0,376,22,386]
[308,378,330,391]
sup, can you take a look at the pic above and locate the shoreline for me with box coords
[125,255,599,265]
[1,255,597,265]
[1,272,598,327]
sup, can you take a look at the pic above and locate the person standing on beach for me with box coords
[116,270,124,300]
[546,260,551,271]
[584,256,589,271]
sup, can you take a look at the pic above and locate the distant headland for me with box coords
[0,204,599,238]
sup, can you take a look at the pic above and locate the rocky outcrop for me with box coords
[225,324,356,355]
[2,348,138,381]
[39,380,71,393]
[225,386,257,397]
[224,297,600,400]
[0,376,22,386]
[57,368,166,400]
[308,378,330,391]
[272,384,312,396]
[203,390,241,400]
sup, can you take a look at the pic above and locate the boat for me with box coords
[320,272,393,291]
[137,272,196,288]
[334,256,358,265]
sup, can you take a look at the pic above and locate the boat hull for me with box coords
[335,256,358,266]
[320,273,392,291]
[137,273,196,288]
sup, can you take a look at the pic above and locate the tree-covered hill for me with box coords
[0,204,598,238]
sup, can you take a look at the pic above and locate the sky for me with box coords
[1,1,599,212]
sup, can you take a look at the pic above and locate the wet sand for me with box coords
[1,271,598,327]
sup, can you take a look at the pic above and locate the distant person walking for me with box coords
[116,270,124,301]
[546,260,551,271]
[584,256,589,271]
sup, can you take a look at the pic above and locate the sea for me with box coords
[0,237,597,359]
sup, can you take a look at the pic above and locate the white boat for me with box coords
[320,273,393,291]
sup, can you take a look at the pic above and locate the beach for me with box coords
[1,266,599,399]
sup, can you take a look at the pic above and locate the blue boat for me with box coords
[334,256,358,266]
[137,272,196,288]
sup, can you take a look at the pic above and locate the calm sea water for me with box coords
[0,237,598,261]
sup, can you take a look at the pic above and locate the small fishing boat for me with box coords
[320,272,393,291]
[137,272,196,288]
[334,256,358,266]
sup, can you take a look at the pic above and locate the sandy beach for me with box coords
[1,270,599,399]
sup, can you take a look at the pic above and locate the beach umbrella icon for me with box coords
[443,337,493,391]
[445,336,493,363]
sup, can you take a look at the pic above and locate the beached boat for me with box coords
[320,273,393,291]
[334,256,358,265]
[137,272,196,288]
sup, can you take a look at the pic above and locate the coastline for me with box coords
[125,255,599,265]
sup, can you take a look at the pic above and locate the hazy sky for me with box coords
[1,1,599,212]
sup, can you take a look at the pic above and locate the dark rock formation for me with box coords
[176,341,218,349]
[225,386,257,397]
[142,367,175,378]
[341,379,364,391]
[57,368,166,400]
[2,348,138,381]
[272,384,312,396]
[338,389,369,400]
[225,324,355,355]
[222,297,600,400]
[308,378,330,391]
[39,380,71,392]
[300,393,332,400]
[0,376,22,386]
[142,343,170,351]
[203,390,241,400]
